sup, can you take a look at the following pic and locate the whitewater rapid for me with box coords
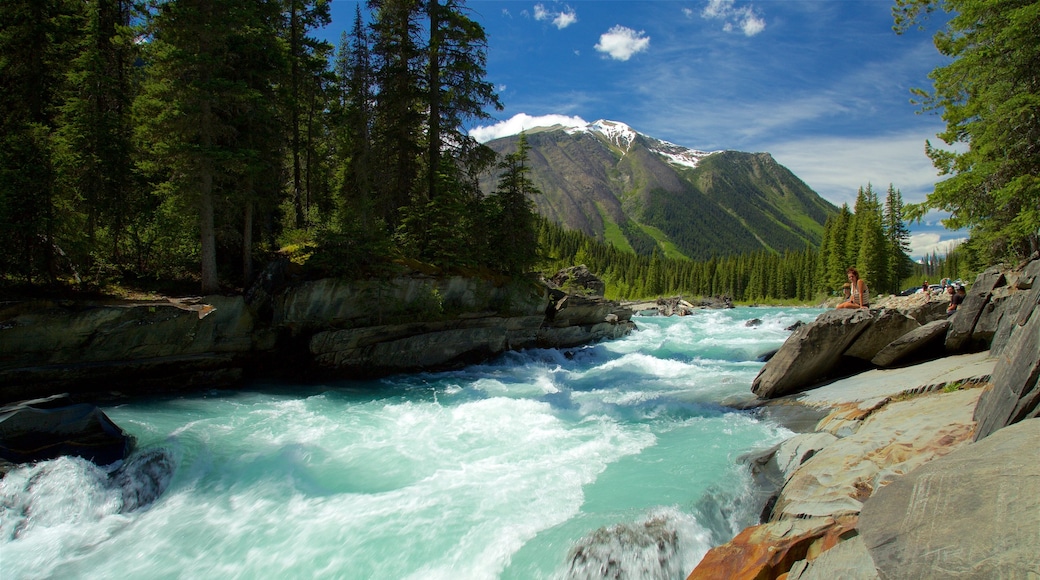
[1,307,821,579]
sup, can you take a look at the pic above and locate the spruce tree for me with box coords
[883,184,913,291]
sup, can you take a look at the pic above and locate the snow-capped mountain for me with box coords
[565,119,718,169]
[480,120,838,260]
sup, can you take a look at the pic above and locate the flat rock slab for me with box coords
[859,418,1040,579]
[773,388,981,521]
[792,351,995,409]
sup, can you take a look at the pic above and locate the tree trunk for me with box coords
[200,99,219,294]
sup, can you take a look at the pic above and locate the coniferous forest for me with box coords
[1,0,1036,302]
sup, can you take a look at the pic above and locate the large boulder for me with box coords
[752,309,874,399]
[842,309,920,362]
[971,283,1040,440]
[945,266,1005,352]
[859,418,1040,578]
[0,396,133,466]
[870,319,950,368]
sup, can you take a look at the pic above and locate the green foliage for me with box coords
[895,0,1040,262]
[537,218,821,302]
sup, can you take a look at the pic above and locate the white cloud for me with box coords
[909,232,967,260]
[534,3,576,29]
[553,9,577,29]
[702,0,733,19]
[701,0,766,36]
[739,9,766,36]
[469,113,588,143]
[763,130,944,207]
[594,25,650,61]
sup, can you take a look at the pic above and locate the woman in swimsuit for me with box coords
[837,267,869,309]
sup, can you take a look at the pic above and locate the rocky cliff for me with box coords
[0,266,635,404]
[690,254,1040,579]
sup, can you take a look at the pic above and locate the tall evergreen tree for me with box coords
[883,184,913,291]
[0,0,82,282]
[280,0,332,229]
[55,0,138,274]
[335,8,378,237]
[136,0,282,292]
[487,132,541,275]
[895,0,1040,262]
[369,0,424,231]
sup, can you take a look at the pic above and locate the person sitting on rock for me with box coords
[948,284,966,315]
[837,267,869,309]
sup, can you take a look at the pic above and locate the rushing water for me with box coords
[1,307,822,580]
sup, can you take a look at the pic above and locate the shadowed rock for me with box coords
[871,319,949,368]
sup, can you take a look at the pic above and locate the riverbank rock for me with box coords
[0,269,636,401]
[693,350,1000,579]
[869,319,949,367]
[859,418,1040,578]
[0,295,268,402]
[0,395,133,467]
[548,264,605,297]
[753,256,1040,401]
[751,309,874,399]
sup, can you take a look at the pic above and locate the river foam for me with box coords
[1,307,820,579]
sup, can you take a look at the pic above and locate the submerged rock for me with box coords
[113,448,176,513]
[566,514,685,580]
[0,396,133,466]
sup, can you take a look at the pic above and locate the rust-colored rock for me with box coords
[687,516,858,580]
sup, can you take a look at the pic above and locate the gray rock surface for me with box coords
[786,535,879,580]
[945,266,1005,352]
[752,309,874,399]
[771,388,981,521]
[843,309,920,362]
[971,294,1040,440]
[859,418,1040,579]
[870,319,949,368]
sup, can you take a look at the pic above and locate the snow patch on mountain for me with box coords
[471,113,720,169]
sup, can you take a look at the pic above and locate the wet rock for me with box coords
[113,448,176,512]
[0,396,133,466]
[566,515,683,580]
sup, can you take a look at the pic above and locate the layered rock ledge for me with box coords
[0,266,635,404]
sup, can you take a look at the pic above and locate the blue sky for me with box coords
[322,0,966,259]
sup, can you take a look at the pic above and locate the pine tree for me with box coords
[486,132,540,274]
[369,0,424,231]
[0,0,82,283]
[883,184,913,292]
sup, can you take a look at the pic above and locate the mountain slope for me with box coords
[480,120,839,260]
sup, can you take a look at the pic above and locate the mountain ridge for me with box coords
[480,119,839,260]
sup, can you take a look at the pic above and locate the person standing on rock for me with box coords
[837,267,869,309]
